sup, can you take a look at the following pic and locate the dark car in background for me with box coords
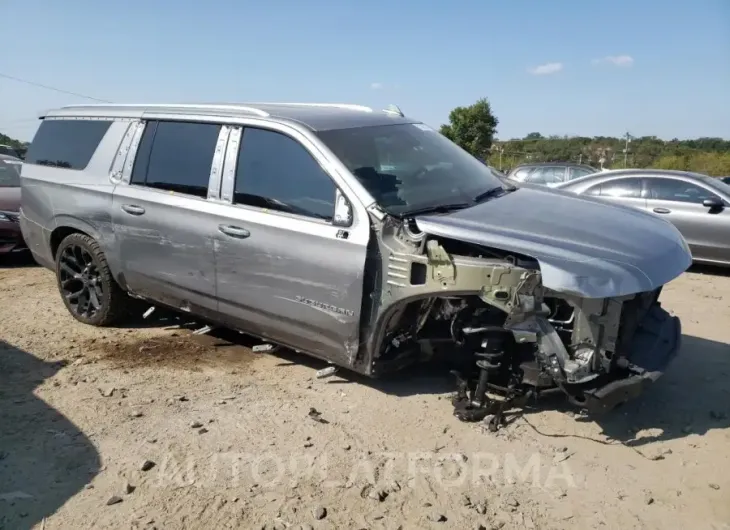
[555,169,730,266]
[0,144,22,159]
[506,161,598,187]
[0,154,26,255]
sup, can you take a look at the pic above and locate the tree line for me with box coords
[440,98,730,176]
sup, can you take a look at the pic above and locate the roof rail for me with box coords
[59,103,271,117]
[383,104,404,117]
[251,102,373,113]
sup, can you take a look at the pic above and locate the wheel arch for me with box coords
[48,216,105,260]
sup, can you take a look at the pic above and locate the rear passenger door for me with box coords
[584,177,646,210]
[211,124,368,366]
[111,119,225,314]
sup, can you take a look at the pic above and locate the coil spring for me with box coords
[478,351,504,371]
[476,335,507,372]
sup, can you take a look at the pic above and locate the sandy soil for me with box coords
[1,256,729,530]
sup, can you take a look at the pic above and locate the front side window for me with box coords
[568,166,594,181]
[234,128,335,220]
[317,123,504,215]
[646,178,719,204]
[25,119,111,170]
[131,120,221,198]
[0,158,21,187]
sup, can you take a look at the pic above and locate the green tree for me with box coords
[0,133,25,149]
[439,98,499,158]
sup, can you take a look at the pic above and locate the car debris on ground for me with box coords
[252,343,278,353]
[315,366,338,379]
[191,325,213,336]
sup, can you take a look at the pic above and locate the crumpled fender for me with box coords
[414,187,693,298]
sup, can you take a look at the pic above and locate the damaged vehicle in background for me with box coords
[20,102,692,429]
[0,154,26,256]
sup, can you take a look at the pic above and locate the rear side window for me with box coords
[568,167,594,181]
[131,120,221,198]
[25,119,111,170]
[595,178,642,198]
[233,128,335,220]
[509,167,532,181]
[527,166,564,185]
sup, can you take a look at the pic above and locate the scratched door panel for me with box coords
[212,123,369,367]
[112,186,219,312]
[213,203,366,367]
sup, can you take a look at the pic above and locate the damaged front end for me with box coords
[360,211,684,429]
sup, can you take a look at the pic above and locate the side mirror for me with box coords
[333,189,353,227]
[702,197,724,209]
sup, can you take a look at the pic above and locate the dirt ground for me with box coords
[1,256,729,530]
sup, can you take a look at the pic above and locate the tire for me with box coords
[54,233,130,326]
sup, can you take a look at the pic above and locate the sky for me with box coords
[2,0,729,142]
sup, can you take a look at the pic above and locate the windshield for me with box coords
[0,158,21,187]
[701,175,730,196]
[317,123,504,215]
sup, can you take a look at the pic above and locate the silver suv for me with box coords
[20,102,692,424]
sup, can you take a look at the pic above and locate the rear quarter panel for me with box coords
[20,120,129,271]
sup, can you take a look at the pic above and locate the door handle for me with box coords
[218,224,250,239]
[121,204,146,216]
[653,207,671,214]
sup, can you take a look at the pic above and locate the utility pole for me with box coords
[492,145,504,170]
[578,153,583,164]
[623,132,632,168]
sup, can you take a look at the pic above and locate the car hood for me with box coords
[414,186,692,298]
[0,186,20,212]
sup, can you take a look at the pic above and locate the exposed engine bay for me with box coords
[361,212,681,430]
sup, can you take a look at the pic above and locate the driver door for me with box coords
[212,125,369,367]
[644,177,730,263]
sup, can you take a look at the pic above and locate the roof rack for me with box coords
[250,102,373,113]
[59,103,271,117]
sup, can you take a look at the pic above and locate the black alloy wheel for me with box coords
[54,233,130,326]
[58,243,104,319]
